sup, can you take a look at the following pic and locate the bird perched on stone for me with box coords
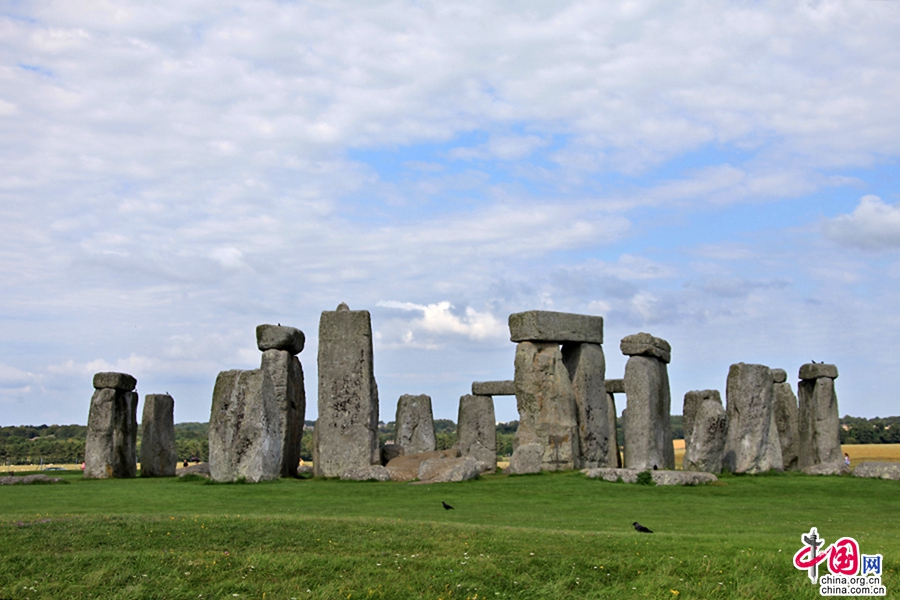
[633,522,653,533]
[442,501,454,510]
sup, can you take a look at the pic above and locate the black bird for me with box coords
[442,501,454,510]
[633,522,653,533]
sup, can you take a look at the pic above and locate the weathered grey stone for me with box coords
[581,467,639,483]
[341,465,392,481]
[509,311,603,344]
[92,372,137,391]
[256,324,305,355]
[386,449,459,482]
[622,352,675,470]
[619,332,671,364]
[606,393,623,467]
[563,342,617,468]
[471,380,516,396]
[802,460,850,476]
[605,379,625,394]
[581,468,717,486]
[770,368,787,384]
[314,305,379,477]
[0,474,64,485]
[380,443,404,465]
[177,462,210,478]
[723,363,783,474]
[799,363,838,381]
[395,394,436,455]
[683,399,727,473]
[513,341,580,470]
[773,379,800,471]
[139,394,176,477]
[456,394,497,473]
[416,456,481,484]
[84,383,139,479]
[682,390,721,452]
[853,462,900,480]
[798,374,841,469]
[208,349,305,482]
[506,443,543,474]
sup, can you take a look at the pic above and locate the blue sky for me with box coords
[2,1,900,426]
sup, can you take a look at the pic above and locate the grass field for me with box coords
[0,467,897,600]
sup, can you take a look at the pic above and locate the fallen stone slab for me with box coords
[256,324,305,355]
[415,456,480,484]
[604,379,625,394]
[471,380,516,396]
[176,463,210,478]
[619,332,671,364]
[341,465,392,481]
[0,474,64,485]
[508,311,604,344]
[582,468,717,486]
[799,363,838,380]
[386,449,459,482]
[505,443,543,474]
[802,460,850,476]
[853,462,900,480]
[581,467,639,483]
[92,372,137,391]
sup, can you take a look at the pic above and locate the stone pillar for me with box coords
[456,394,497,472]
[621,333,674,470]
[140,393,176,477]
[771,368,800,471]
[85,372,138,479]
[723,363,782,473]
[682,389,721,470]
[208,324,306,482]
[797,363,841,469]
[604,379,624,468]
[683,398,727,473]
[508,310,607,472]
[315,303,379,477]
[395,394,436,455]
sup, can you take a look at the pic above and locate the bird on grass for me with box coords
[633,522,653,533]
[442,501,454,510]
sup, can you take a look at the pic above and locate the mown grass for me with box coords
[1,470,897,599]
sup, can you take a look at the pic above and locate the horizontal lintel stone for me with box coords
[619,332,671,364]
[92,372,137,391]
[799,363,838,380]
[508,311,603,344]
[472,380,516,396]
[256,324,305,355]
[770,368,787,383]
[604,379,625,394]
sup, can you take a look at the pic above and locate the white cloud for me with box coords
[377,301,506,342]
[823,195,900,250]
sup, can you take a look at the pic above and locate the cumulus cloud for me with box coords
[377,301,506,343]
[823,195,900,250]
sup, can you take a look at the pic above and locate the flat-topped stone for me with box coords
[771,368,787,383]
[92,372,137,391]
[256,324,305,355]
[415,456,480,484]
[341,465,391,481]
[853,462,900,480]
[802,460,850,476]
[508,311,603,344]
[620,333,671,363]
[386,449,459,482]
[604,379,625,394]
[799,363,838,380]
[471,380,516,396]
[582,468,717,486]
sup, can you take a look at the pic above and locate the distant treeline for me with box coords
[2,414,895,465]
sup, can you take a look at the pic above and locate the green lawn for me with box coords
[0,470,896,599]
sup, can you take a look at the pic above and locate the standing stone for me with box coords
[724,363,783,474]
[797,363,841,469]
[683,399,727,473]
[562,342,617,468]
[84,372,138,479]
[682,390,721,453]
[771,368,800,471]
[621,334,674,470]
[314,304,379,477]
[140,394,176,477]
[456,394,497,473]
[208,348,305,482]
[513,341,580,471]
[605,379,625,468]
[395,394,436,455]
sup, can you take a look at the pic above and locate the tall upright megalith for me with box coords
[85,372,139,479]
[395,394,436,455]
[456,394,497,472]
[681,390,722,470]
[682,398,727,473]
[509,310,608,471]
[724,363,782,473]
[315,303,379,477]
[771,368,800,471]
[797,363,841,469]
[621,333,674,470]
[208,324,306,482]
[140,393,176,477]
